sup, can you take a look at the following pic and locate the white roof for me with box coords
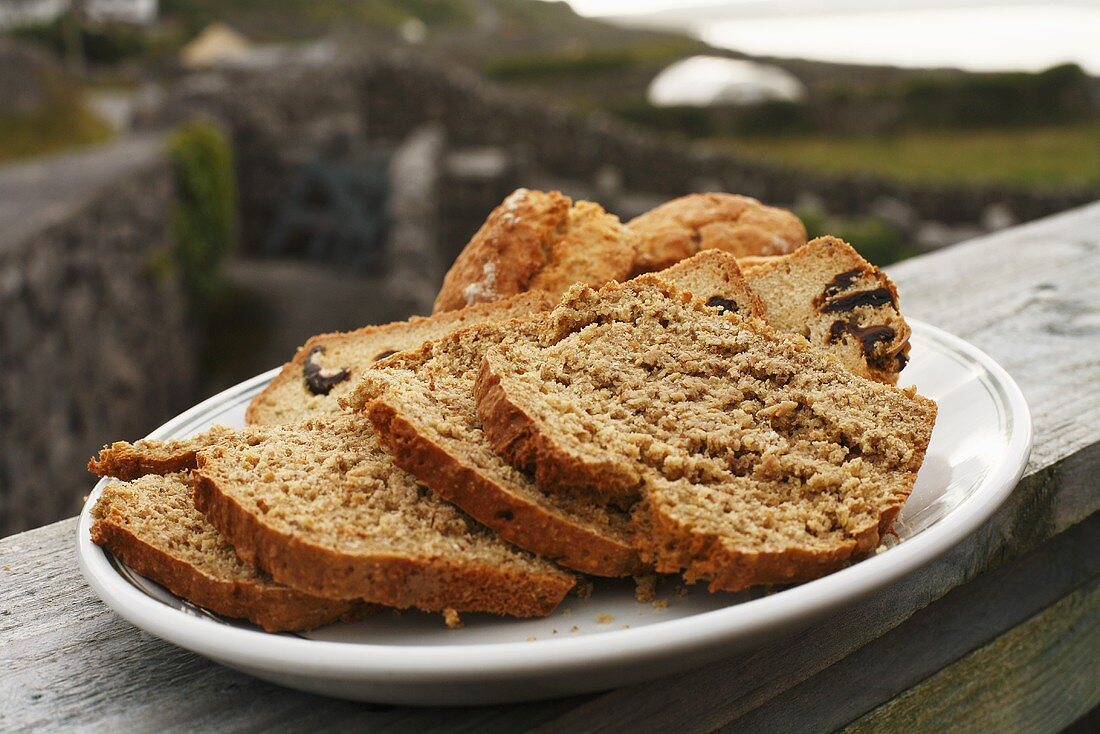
[647,55,806,107]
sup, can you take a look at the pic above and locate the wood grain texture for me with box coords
[888,201,1100,477]
[720,508,1100,734]
[843,577,1100,734]
[2,202,1100,732]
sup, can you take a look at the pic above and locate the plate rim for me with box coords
[75,318,1033,680]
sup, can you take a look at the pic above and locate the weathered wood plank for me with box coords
[888,201,1100,477]
[2,202,1100,732]
[843,578,1100,734]
[526,468,1100,734]
[0,519,586,733]
[721,508,1100,733]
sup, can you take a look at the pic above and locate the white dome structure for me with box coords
[647,55,806,107]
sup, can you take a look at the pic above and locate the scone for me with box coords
[741,237,911,384]
[432,189,637,313]
[628,193,806,274]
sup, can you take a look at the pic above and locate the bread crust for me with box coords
[193,452,575,618]
[743,236,911,384]
[475,356,642,506]
[88,428,233,480]
[628,193,807,275]
[245,292,555,425]
[433,189,636,313]
[635,493,893,592]
[90,495,361,632]
[366,399,646,577]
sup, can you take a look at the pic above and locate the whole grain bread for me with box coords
[90,472,363,631]
[657,249,765,319]
[474,277,937,591]
[349,250,770,574]
[351,321,647,577]
[246,291,554,425]
[94,418,575,617]
[88,426,234,480]
[88,293,556,628]
[432,189,637,314]
[741,236,911,384]
[628,193,806,275]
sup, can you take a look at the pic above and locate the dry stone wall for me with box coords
[150,50,1098,258]
[0,138,197,536]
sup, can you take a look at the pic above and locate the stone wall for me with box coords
[0,137,198,536]
[148,50,1098,260]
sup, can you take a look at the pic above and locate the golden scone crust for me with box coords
[628,193,807,274]
[432,189,636,313]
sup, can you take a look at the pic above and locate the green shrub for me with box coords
[166,121,238,310]
[797,208,919,265]
[900,63,1092,128]
[608,101,716,138]
[485,49,641,81]
[12,19,149,64]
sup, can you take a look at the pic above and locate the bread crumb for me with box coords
[596,614,614,624]
[1,565,9,572]
[570,625,579,633]
[552,629,558,634]
[622,624,630,629]
[652,598,669,610]
[526,636,537,642]
[675,583,691,598]
[572,579,594,599]
[562,607,573,616]
[443,608,463,629]
[633,575,658,603]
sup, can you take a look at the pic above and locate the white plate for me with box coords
[76,319,1031,706]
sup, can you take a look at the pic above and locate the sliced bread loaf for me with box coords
[740,236,911,384]
[90,472,363,631]
[351,321,647,577]
[350,249,774,576]
[246,291,554,425]
[94,418,575,617]
[432,189,637,314]
[474,277,937,591]
[628,193,806,275]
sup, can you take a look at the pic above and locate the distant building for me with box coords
[648,55,806,107]
[180,22,252,68]
[85,0,157,25]
[0,0,158,29]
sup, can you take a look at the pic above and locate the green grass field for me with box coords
[0,96,114,165]
[727,124,1100,188]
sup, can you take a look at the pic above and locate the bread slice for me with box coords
[88,293,568,624]
[195,416,575,616]
[88,427,234,480]
[474,276,937,591]
[351,321,647,577]
[432,189,637,314]
[94,418,575,617]
[628,193,806,275]
[740,236,911,384]
[657,249,765,319]
[246,291,554,425]
[351,249,772,576]
[90,472,363,632]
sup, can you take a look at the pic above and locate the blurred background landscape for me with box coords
[1,0,1098,534]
